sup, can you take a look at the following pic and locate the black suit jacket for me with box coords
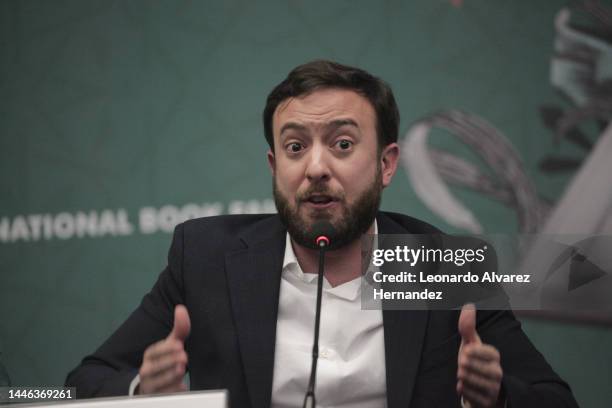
[66,212,578,407]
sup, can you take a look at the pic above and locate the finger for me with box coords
[169,305,191,342]
[462,344,500,363]
[458,303,481,345]
[459,360,503,383]
[144,362,186,393]
[143,339,185,362]
[458,344,500,368]
[141,350,188,380]
[458,366,500,396]
[458,345,502,384]
[461,386,493,408]
[466,343,500,360]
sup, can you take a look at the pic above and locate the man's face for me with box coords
[267,88,399,249]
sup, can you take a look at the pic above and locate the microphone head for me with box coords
[316,235,330,248]
[311,221,336,249]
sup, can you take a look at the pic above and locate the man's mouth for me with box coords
[303,194,338,208]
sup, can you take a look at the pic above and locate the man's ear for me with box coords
[267,150,276,175]
[380,143,399,188]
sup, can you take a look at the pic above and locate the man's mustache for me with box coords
[297,187,345,203]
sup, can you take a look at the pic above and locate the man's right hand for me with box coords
[137,305,191,394]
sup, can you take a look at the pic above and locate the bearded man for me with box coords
[67,60,578,408]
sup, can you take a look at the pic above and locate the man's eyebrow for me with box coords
[279,122,308,136]
[279,119,360,138]
[325,118,359,131]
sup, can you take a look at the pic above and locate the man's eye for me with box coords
[335,140,353,150]
[287,142,304,153]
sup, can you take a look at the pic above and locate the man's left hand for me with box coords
[457,304,504,408]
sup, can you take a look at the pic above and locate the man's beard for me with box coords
[273,170,382,250]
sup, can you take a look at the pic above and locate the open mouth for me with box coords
[308,195,333,204]
[304,194,337,208]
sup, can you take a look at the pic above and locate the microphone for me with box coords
[303,222,334,408]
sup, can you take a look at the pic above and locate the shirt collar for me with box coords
[281,220,378,300]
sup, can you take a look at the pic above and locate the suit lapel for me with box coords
[378,213,430,408]
[225,217,286,408]
[225,213,433,408]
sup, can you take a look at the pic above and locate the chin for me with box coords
[303,212,339,226]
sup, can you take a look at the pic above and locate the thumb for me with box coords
[458,303,481,345]
[168,304,191,342]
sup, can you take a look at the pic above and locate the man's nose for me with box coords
[305,145,331,182]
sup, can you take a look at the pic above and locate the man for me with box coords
[66,60,578,407]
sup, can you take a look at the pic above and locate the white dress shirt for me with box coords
[271,224,387,408]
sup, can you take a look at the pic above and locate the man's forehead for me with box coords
[272,88,375,132]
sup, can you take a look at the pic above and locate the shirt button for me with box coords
[320,349,329,358]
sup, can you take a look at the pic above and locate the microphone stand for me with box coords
[302,237,328,408]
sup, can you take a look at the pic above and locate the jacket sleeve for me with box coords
[65,223,186,398]
[477,309,579,408]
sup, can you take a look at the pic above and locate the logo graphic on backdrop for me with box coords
[400,3,612,323]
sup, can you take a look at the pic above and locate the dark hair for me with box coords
[263,60,399,151]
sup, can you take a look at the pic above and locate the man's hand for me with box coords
[137,305,191,394]
[457,304,503,408]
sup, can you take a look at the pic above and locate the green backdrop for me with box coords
[1,1,611,407]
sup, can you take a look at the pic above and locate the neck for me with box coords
[292,223,375,287]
